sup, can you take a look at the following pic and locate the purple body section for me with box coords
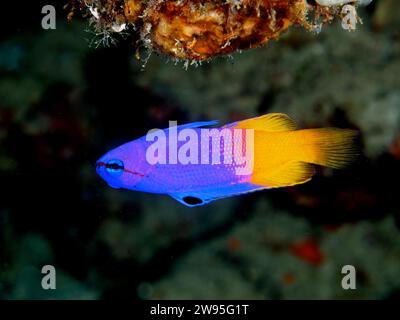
[96,122,259,205]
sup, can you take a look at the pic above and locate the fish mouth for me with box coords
[96,161,107,175]
[96,161,105,168]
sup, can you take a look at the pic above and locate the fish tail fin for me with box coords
[293,128,359,169]
[235,113,359,188]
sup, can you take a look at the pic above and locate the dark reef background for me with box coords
[1,0,400,299]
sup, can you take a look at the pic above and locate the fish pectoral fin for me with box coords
[252,161,315,188]
[234,113,297,132]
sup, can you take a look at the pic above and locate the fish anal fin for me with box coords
[234,113,297,132]
[251,161,315,188]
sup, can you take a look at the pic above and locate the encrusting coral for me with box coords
[69,0,370,61]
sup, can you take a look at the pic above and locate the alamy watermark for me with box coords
[145,121,254,176]
[341,265,356,290]
[41,265,56,290]
[341,5,359,31]
[41,5,56,30]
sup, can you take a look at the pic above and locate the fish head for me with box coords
[96,140,148,190]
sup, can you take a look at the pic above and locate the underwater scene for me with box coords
[1,0,400,300]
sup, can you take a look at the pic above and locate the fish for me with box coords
[96,113,358,207]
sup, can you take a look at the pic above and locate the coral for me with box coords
[149,201,400,299]
[72,0,368,61]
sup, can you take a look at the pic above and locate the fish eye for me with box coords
[105,159,124,175]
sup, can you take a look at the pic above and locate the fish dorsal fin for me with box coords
[252,161,315,188]
[171,120,219,130]
[234,113,297,132]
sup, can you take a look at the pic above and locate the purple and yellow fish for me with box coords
[96,113,357,207]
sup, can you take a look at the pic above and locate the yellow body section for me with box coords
[234,114,358,188]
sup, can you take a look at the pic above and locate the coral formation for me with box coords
[72,0,367,61]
